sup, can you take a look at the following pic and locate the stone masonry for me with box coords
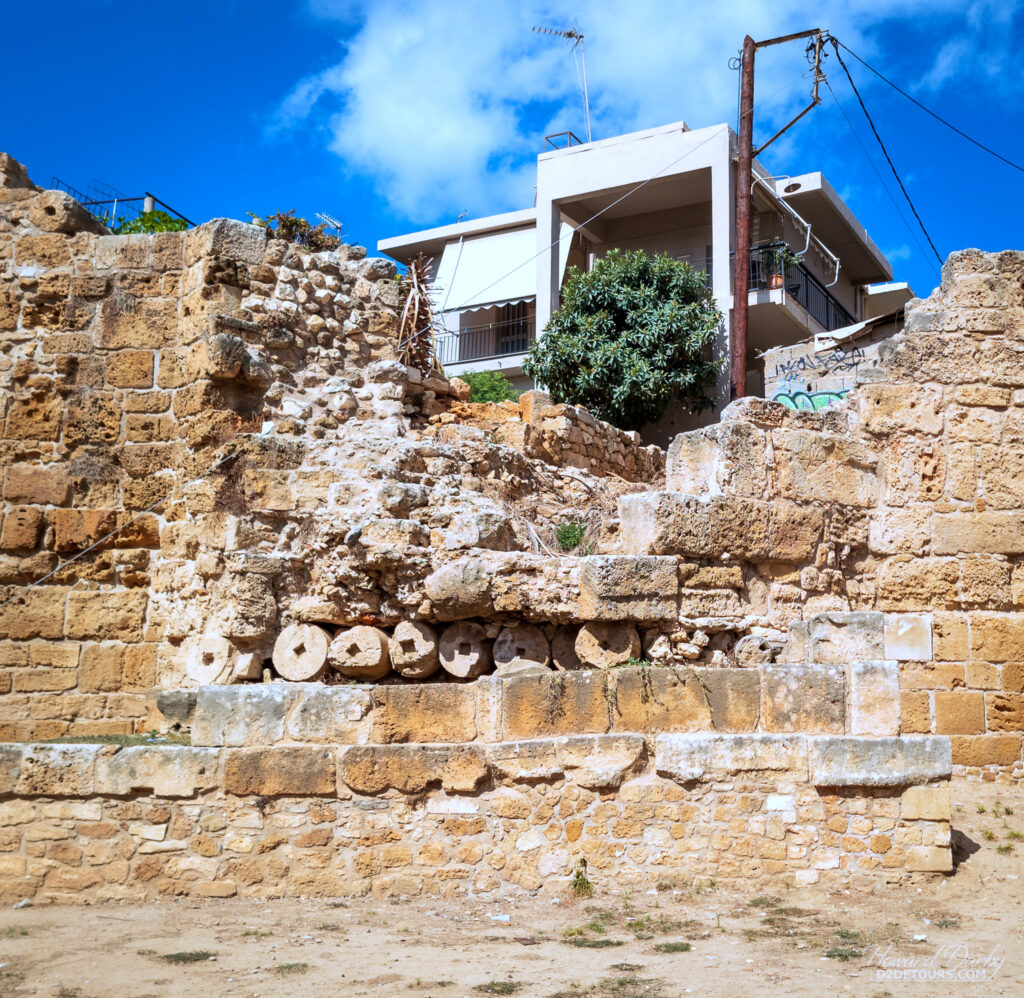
[1,152,1022,902]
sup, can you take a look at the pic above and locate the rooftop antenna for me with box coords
[533,24,592,142]
[315,212,343,242]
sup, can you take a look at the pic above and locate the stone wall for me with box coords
[0,729,950,904]
[0,157,408,736]
[430,390,665,483]
[619,251,1024,777]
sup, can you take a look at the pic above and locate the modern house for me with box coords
[379,119,911,437]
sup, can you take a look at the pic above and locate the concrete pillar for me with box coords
[534,200,562,336]
[711,130,735,413]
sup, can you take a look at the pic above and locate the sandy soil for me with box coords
[1,779,1022,998]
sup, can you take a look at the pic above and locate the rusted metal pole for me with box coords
[731,34,755,401]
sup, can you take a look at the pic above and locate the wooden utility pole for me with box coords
[730,29,826,401]
[731,35,755,401]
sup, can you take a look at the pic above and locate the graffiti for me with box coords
[769,345,866,382]
[772,389,851,411]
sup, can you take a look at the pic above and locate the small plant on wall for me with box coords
[460,370,521,403]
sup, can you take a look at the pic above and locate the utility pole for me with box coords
[731,35,755,401]
[730,28,826,400]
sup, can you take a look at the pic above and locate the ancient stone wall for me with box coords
[0,158,407,736]
[430,391,665,483]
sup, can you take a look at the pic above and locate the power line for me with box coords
[823,77,941,280]
[834,39,1024,177]
[828,39,943,265]
[440,70,814,318]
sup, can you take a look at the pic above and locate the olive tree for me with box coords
[523,249,722,430]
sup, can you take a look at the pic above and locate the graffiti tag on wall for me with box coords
[767,346,866,382]
[772,389,851,411]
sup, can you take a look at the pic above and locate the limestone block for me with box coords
[773,429,881,508]
[340,744,488,794]
[191,684,293,746]
[370,684,477,743]
[329,625,391,681]
[66,591,148,641]
[438,621,492,679]
[969,613,1024,661]
[807,736,951,786]
[611,667,713,732]
[868,506,932,556]
[556,733,645,789]
[282,686,372,744]
[273,623,329,681]
[3,463,70,505]
[883,614,932,661]
[734,634,776,667]
[223,747,336,796]
[768,501,823,562]
[493,624,550,672]
[879,558,960,612]
[488,739,562,782]
[551,627,582,671]
[184,218,266,267]
[617,492,712,557]
[423,557,493,619]
[933,512,1024,555]
[760,664,845,733]
[807,612,884,665]
[2,745,104,796]
[156,691,197,728]
[697,668,761,732]
[389,621,440,679]
[848,661,900,736]
[577,555,678,623]
[949,733,1022,767]
[857,384,943,436]
[185,635,235,685]
[666,421,768,497]
[95,747,219,797]
[655,733,807,782]
[933,691,985,734]
[475,675,503,742]
[575,622,640,669]
[905,845,953,873]
[901,785,952,822]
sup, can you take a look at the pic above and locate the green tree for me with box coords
[523,249,722,430]
[459,370,521,403]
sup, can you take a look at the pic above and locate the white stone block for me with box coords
[883,613,932,661]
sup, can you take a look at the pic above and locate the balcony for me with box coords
[436,315,537,367]
[748,243,855,332]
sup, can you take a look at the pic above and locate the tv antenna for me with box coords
[533,25,592,142]
[315,212,343,240]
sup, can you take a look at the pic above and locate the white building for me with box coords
[379,120,909,437]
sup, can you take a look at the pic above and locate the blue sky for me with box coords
[5,1,1024,299]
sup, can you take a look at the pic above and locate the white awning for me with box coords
[432,222,576,315]
[432,226,536,313]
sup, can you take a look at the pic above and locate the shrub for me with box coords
[460,370,520,403]
[524,249,721,430]
[247,210,341,251]
[108,209,188,234]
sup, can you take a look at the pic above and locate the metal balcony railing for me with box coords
[436,316,537,366]
[747,242,855,331]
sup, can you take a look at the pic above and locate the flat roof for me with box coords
[377,207,535,262]
[537,118,693,163]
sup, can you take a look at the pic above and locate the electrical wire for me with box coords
[823,77,941,281]
[834,39,1024,177]
[828,39,943,265]
[439,70,814,319]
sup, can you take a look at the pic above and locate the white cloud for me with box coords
[884,244,913,262]
[272,0,1018,222]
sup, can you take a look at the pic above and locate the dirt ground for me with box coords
[1,779,1021,998]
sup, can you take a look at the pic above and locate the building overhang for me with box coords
[377,207,536,264]
[777,172,892,284]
